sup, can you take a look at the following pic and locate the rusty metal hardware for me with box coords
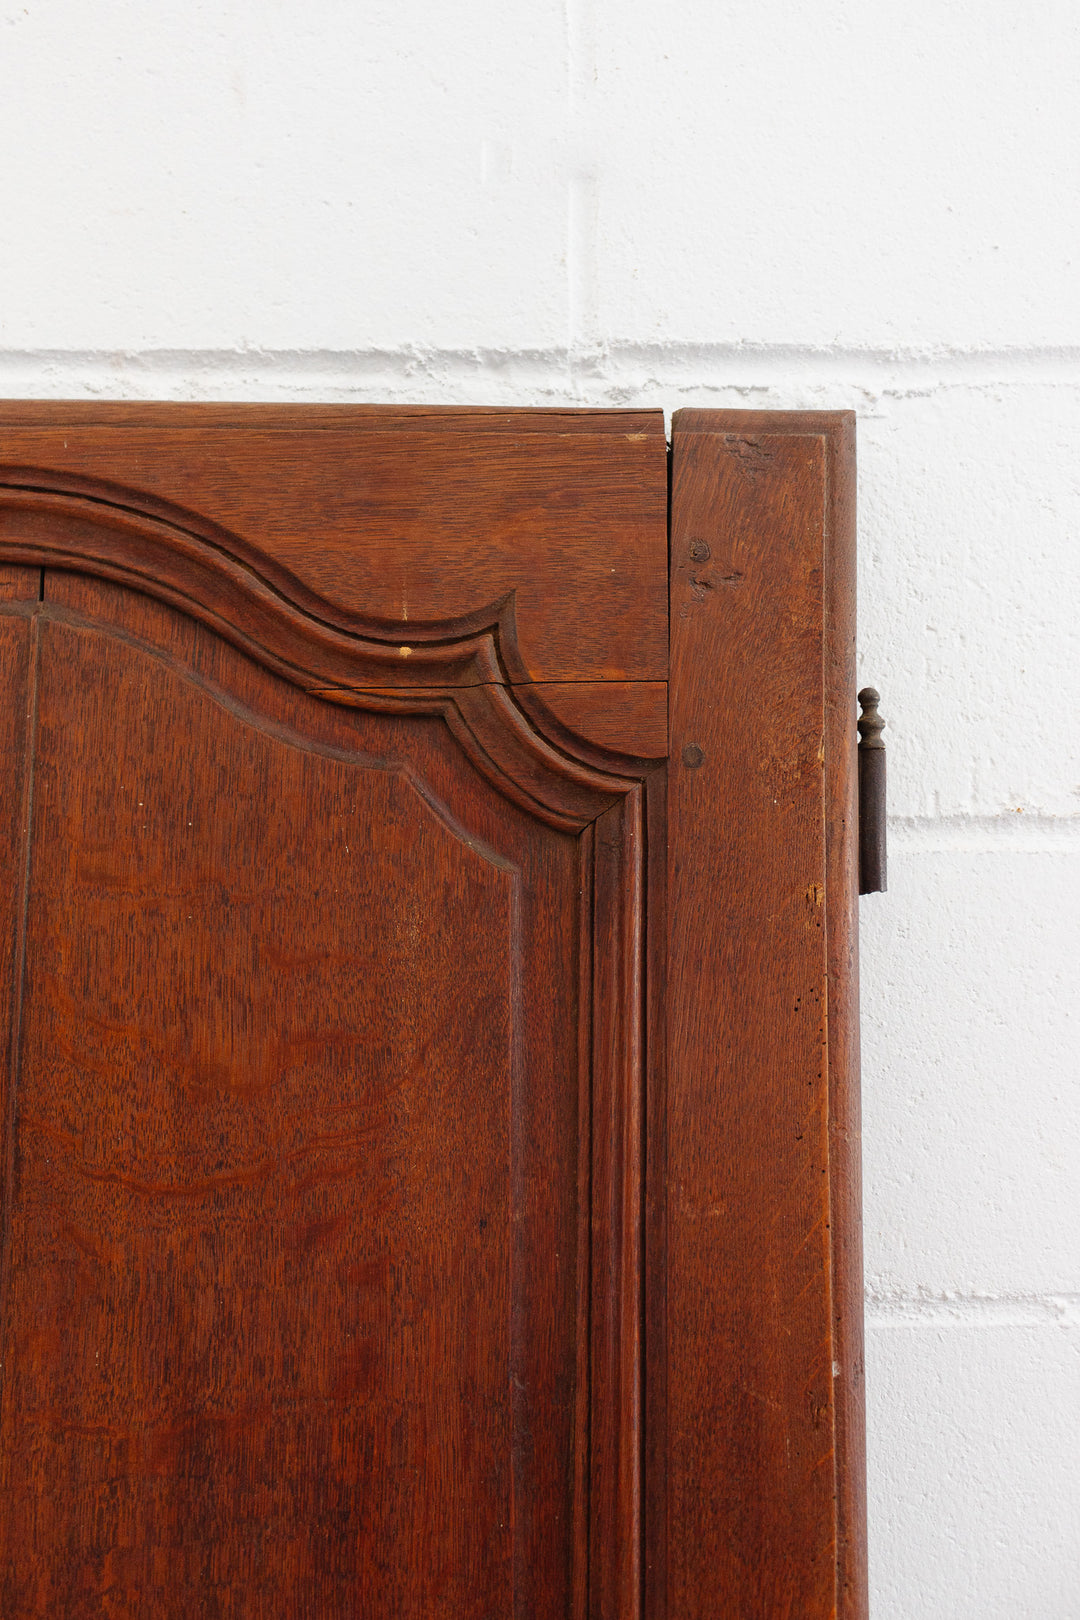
[857,687,887,894]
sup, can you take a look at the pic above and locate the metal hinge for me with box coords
[858,688,887,894]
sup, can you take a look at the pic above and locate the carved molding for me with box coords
[0,472,651,1601]
[0,471,649,831]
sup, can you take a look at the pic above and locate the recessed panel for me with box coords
[0,580,585,1618]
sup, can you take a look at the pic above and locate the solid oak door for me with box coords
[0,405,865,1619]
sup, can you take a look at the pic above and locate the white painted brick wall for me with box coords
[3,2,1078,1612]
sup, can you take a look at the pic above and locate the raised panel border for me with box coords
[0,475,661,833]
[0,403,669,687]
[0,466,661,1619]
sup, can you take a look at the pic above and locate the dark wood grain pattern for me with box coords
[0,564,39,603]
[0,405,667,684]
[514,683,667,761]
[0,403,865,1619]
[660,410,863,1619]
[0,568,40,1518]
[0,568,650,1618]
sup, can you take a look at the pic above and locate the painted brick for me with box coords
[857,384,1080,819]
[0,0,570,350]
[862,845,1080,1296]
[866,1322,1080,1620]
[595,1,1080,349]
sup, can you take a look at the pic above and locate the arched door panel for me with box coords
[0,570,645,1619]
[0,404,866,1620]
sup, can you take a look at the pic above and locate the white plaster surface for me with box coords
[2,1,1078,1612]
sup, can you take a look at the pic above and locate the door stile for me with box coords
[665,411,861,1619]
[819,414,867,1620]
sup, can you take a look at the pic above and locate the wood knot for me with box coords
[857,687,885,750]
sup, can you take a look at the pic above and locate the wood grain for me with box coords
[0,406,667,684]
[0,570,40,1521]
[514,682,667,761]
[0,404,865,1618]
[0,565,40,603]
[0,404,662,434]
[0,486,656,834]
[0,570,650,1618]
[818,416,867,1620]
[661,410,862,1618]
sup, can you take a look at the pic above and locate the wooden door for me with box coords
[0,405,865,1619]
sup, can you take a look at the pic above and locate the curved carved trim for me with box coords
[0,474,648,831]
[511,680,668,773]
[0,467,533,655]
[323,685,626,832]
[0,473,523,680]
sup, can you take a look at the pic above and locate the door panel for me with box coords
[0,406,865,1619]
[0,571,645,1618]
